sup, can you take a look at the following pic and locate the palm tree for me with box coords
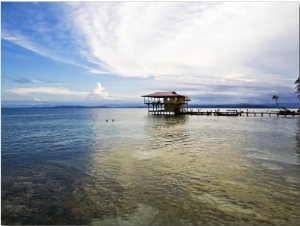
[295,77,299,99]
[272,95,280,109]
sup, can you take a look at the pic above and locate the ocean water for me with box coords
[1,108,299,225]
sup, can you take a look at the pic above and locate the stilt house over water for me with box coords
[141,91,190,115]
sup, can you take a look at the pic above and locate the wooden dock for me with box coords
[149,110,299,117]
[184,110,299,117]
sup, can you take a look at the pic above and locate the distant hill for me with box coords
[50,105,108,109]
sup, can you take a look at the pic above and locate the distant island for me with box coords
[50,105,109,109]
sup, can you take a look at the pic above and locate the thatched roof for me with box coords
[141,91,186,98]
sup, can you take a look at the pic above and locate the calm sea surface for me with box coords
[1,108,299,225]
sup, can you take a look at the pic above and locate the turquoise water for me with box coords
[1,108,299,225]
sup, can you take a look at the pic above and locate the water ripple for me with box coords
[2,108,299,225]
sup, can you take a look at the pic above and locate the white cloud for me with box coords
[33,97,42,101]
[6,87,89,97]
[87,82,108,99]
[2,2,298,104]
[66,2,298,82]
[2,31,63,63]
[86,82,143,102]
[3,2,298,83]
[2,30,99,72]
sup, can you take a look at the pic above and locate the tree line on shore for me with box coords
[272,76,299,113]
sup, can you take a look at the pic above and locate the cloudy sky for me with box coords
[1,1,299,107]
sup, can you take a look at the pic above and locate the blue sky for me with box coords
[1,1,299,107]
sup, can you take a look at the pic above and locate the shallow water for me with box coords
[1,108,299,225]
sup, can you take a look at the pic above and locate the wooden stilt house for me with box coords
[142,91,190,115]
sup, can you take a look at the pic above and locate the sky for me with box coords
[1,1,299,107]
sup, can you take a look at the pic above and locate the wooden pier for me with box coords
[178,110,299,117]
[148,109,299,117]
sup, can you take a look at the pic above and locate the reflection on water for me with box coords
[1,109,300,225]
